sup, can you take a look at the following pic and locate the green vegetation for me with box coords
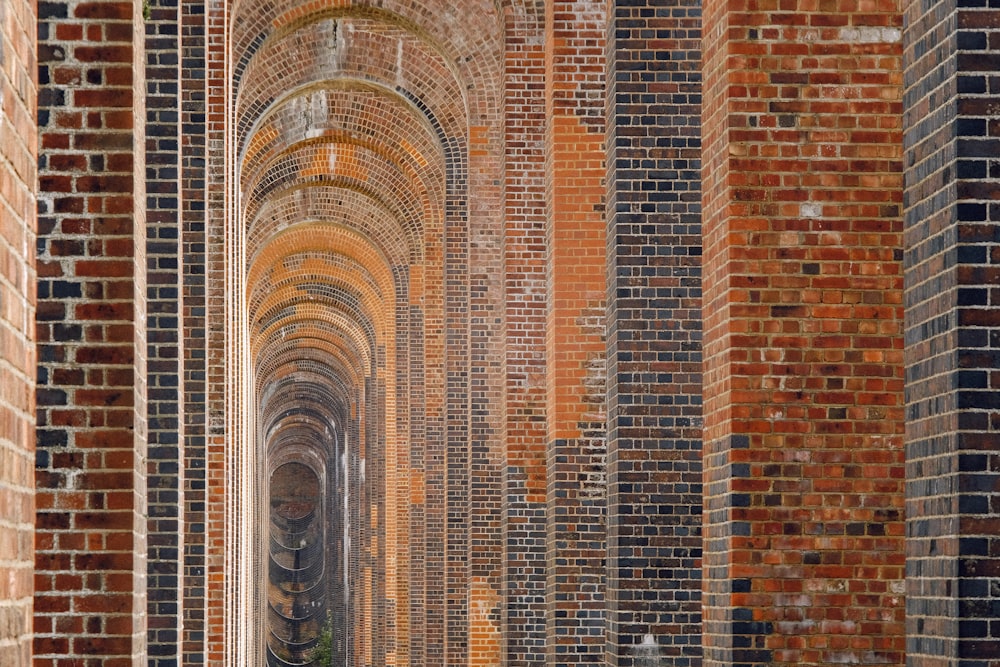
[311,615,333,667]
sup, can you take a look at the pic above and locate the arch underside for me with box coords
[226,1,505,664]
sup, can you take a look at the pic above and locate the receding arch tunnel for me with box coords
[233,2,504,664]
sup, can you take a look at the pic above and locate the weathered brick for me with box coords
[0,0,38,663]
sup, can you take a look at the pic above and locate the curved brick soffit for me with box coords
[232,7,506,539]
[229,2,509,662]
[233,3,496,411]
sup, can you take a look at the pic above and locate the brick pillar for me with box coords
[0,0,38,663]
[144,0,185,661]
[202,0,226,658]
[543,2,608,666]
[444,134,471,667]
[180,0,207,661]
[34,0,148,664]
[503,4,548,666]
[701,1,906,665]
[604,1,703,665]
[903,2,1000,664]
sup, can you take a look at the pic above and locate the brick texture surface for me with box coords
[545,3,608,666]
[903,1,1000,664]
[605,1,704,665]
[0,0,37,664]
[702,0,906,664]
[144,0,184,662]
[2,2,996,666]
[34,0,148,664]
[503,4,548,665]
[180,0,207,662]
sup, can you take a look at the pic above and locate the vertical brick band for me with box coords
[702,0,906,664]
[503,4,549,665]
[605,1,704,665]
[545,3,608,666]
[34,0,148,664]
[144,0,185,661]
[0,0,38,663]
[903,0,1000,663]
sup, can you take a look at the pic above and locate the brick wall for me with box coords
[605,1,704,664]
[34,0,148,664]
[0,0,37,663]
[903,1,1000,663]
[544,3,608,666]
[701,0,906,664]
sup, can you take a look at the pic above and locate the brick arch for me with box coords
[263,393,348,446]
[226,1,505,664]
[249,286,387,374]
[257,346,366,415]
[248,254,390,335]
[249,260,388,333]
[268,437,335,481]
[240,82,446,207]
[252,303,378,374]
[247,187,419,266]
[244,142,434,247]
[254,317,374,380]
[248,223,397,298]
[235,14,471,155]
[230,2,501,122]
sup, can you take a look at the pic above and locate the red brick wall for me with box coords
[34,0,148,664]
[0,0,37,663]
[701,0,906,664]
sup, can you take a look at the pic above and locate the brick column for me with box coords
[34,0,148,664]
[701,1,906,665]
[144,0,185,661]
[903,2,1000,664]
[179,0,207,661]
[0,0,38,663]
[544,3,608,666]
[604,1,703,664]
[503,4,548,665]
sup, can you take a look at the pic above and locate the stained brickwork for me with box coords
[0,0,37,664]
[605,1,704,665]
[34,0,148,665]
[201,0,226,659]
[544,3,608,666]
[702,0,906,665]
[503,3,548,665]
[903,2,1000,664]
